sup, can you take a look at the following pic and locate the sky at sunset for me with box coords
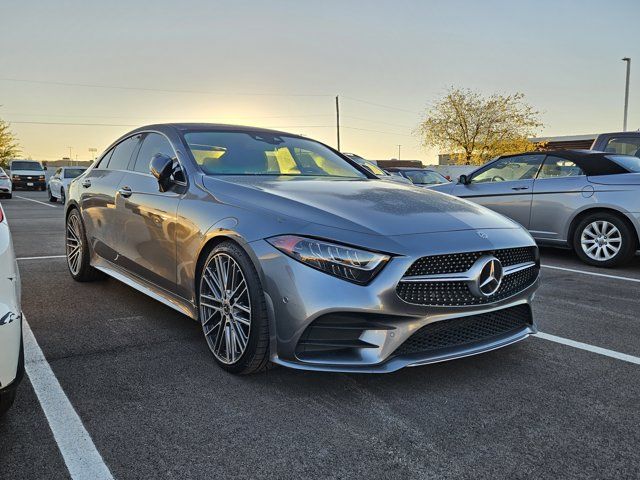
[1,0,639,164]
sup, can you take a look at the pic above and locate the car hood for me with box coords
[202,175,519,236]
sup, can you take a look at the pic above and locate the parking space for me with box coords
[1,191,639,479]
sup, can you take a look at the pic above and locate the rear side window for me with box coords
[537,156,584,179]
[603,137,640,156]
[133,133,175,173]
[607,155,640,173]
[64,168,86,178]
[105,136,140,170]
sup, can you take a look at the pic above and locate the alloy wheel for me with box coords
[66,213,83,275]
[580,220,622,262]
[200,253,252,364]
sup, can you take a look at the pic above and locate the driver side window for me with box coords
[471,155,544,183]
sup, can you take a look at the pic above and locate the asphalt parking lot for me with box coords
[1,190,639,480]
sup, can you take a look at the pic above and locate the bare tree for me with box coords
[417,88,543,165]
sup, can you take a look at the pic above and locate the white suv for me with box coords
[0,203,23,415]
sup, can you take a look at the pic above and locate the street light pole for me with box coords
[397,145,402,160]
[622,57,631,131]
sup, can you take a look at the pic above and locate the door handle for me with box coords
[511,186,529,191]
[82,179,92,188]
[118,186,133,198]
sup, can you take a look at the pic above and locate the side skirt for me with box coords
[92,259,198,320]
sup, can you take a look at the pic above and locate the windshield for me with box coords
[184,131,366,178]
[354,158,387,176]
[607,155,640,173]
[11,161,43,171]
[64,168,86,179]
[403,170,447,185]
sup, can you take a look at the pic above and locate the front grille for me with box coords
[404,246,537,277]
[397,264,539,306]
[394,304,532,357]
[396,246,539,306]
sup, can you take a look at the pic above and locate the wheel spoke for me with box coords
[200,252,252,365]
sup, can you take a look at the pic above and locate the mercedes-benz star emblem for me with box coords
[468,256,503,298]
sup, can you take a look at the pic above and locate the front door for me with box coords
[112,132,182,292]
[453,154,544,228]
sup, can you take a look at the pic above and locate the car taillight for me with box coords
[39,175,45,180]
[0,174,7,179]
[0,208,4,223]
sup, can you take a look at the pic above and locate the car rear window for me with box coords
[607,155,640,173]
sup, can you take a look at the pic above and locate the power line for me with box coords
[3,112,334,121]
[8,120,337,129]
[0,77,333,97]
[341,96,420,114]
[342,114,414,129]
[341,126,414,137]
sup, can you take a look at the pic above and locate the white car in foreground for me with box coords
[0,203,23,415]
[0,168,12,199]
[48,167,87,203]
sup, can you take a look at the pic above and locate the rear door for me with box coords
[529,155,589,241]
[112,132,183,291]
[79,135,141,263]
[452,154,544,228]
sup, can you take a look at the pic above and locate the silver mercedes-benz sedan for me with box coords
[431,150,640,268]
[65,124,539,374]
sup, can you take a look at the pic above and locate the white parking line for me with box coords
[17,255,66,261]
[536,331,640,366]
[541,264,640,283]
[14,195,59,208]
[23,319,114,479]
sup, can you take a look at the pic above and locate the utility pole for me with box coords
[622,57,631,131]
[68,146,73,165]
[335,95,341,152]
[89,147,97,160]
[397,145,402,160]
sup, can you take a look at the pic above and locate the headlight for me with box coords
[266,235,390,284]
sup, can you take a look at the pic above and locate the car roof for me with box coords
[385,167,435,172]
[502,150,633,176]
[130,123,307,139]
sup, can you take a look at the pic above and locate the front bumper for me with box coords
[251,228,539,373]
[12,179,45,189]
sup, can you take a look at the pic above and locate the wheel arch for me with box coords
[567,206,640,249]
[193,233,277,356]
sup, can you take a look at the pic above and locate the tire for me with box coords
[573,212,637,267]
[198,241,270,374]
[7,194,11,199]
[0,337,23,417]
[60,188,66,204]
[66,209,106,281]
[0,389,17,416]
[48,187,57,202]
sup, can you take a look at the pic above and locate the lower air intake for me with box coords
[394,304,532,357]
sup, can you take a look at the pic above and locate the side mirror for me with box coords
[458,174,469,185]
[150,153,174,192]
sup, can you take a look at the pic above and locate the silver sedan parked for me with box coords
[65,124,540,374]
[430,150,640,267]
